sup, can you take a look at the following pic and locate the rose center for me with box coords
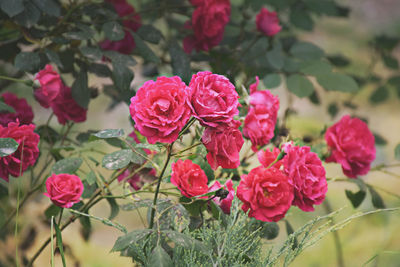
[154,98,170,112]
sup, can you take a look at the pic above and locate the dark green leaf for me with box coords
[88,63,111,77]
[284,220,298,249]
[290,10,314,31]
[266,45,284,70]
[137,25,162,44]
[374,133,387,146]
[382,55,399,70]
[52,158,83,174]
[374,35,399,51]
[345,189,366,208]
[299,60,332,76]
[79,215,92,240]
[317,73,359,92]
[0,100,16,113]
[106,197,119,220]
[71,70,90,109]
[14,52,40,72]
[102,21,125,41]
[327,102,338,118]
[45,49,63,68]
[148,246,173,267]
[36,125,60,143]
[53,221,67,267]
[44,205,61,219]
[14,1,40,28]
[367,186,385,209]
[103,51,136,66]
[111,229,153,252]
[290,42,324,60]
[80,47,102,61]
[102,149,132,170]
[286,74,314,97]
[112,63,134,91]
[263,74,281,88]
[327,55,350,67]
[261,222,280,240]
[32,0,61,17]
[132,32,160,63]
[388,76,400,98]
[163,230,208,253]
[81,180,97,199]
[170,204,190,232]
[169,41,191,83]
[395,144,400,161]
[0,138,19,157]
[93,129,125,139]
[369,86,389,104]
[0,0,24,17]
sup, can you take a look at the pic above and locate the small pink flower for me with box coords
[257,147,282,169]
[283,145,327,212]
[325,115,376,178]
[129,76,192,144]
[34,64,63,108]
[237,166,293,222]
[256,7,281,36]
[171,159,209,198]
[0,92,34,127]
[202,120,244,170]
[189,71,239,127]
[0,122,40,182]
[100,30,136,55]
[208,179,235,214]
[44,173,84,208]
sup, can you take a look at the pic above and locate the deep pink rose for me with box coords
[44,173,83,208]
[130,76,192,144]
[100,31,136,55]
[256,7,281,36]
[249,84,279,117]
[34,64,63,108]
[0,122,39,181]
[117,169,142,191]
[171,159,209,198]
[50,86,87,125]
[189,71,239,127]
[257,147,282,169]
[0,92,34,127]
[202,120,244,170]
[183,0,230,53]
[208,179,235,214]
[237,166,293,222]
[325,115,376,178]
[282,145,327,212]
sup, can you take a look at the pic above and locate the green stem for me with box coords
[171,142,201,156]
[323,200,345,267]
[149,143,173,229]
[0,75,30,84]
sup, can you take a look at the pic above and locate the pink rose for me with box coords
[237,167,293,222]
[208,179,235,214]
[0,92,34,127]
[257,147,282,169]
[256,7,281,36]
[183,0,230,53]
[130,76,192,144]
[44,173,84,208]
[325,115,376,178]
[171,159,209,198]
[202,120,244,170]
[0,122,39,181]
[100,31,136,55]
[189,71,239,127]
[117,169,142,191]
[50,86,87,125]
[283,145,327,212]
[34,64,63,108]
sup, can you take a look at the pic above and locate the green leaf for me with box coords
[52,158,83,174]
[327,55,350,67]
[71,70,90,109]
[316,73,359,92]
[382,55,399,70]
[93,129,125,139]
[0,0,24,17]
[88,63,111,77]
[266,45,284,70]
[80,47,103,61]
[132,32,160,63]
[395,144,400,161]
[81,181,97,199]
[14,52,40,72]
[327,102,338,118]
[169,41,191,83]
[103,51,136,66]
[121,200,154,211]
[148,246,173,267]
[286,74,314,97]
[102,21,125,41]
[36,125,60,144]
[112,62,134,91]
[102,149,132,170]
[0,138,19,157]
[284,220,298,249]
[53,221,67,267]
[299,60,332,76]
[14,1,40,28]
[170,204,190,232]
[137,25,162,44]
[111,229,153,252]
[263,74,281,88]
[45,49,63,68]
[261,222,280,240]
[0,100,15,113]
[290,42,324,60]
[106,197,119,220]
[345,189,366,208]
[44,204,61,219]
[32,0,61,17]
[374,133,387,146]
[367,186,385,209]
[290,9,314,31]
[163,230,208,253]
[369,86,389,104]
[85,171,97,185]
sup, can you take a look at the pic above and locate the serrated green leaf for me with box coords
[345,189,366,208]
[52,158,83,174]
[102,21,125,41]
[0,0,24,17]
[71,70,90,109]
[0,138,19,157]
[263,74,281,88]
[286,74,314,97]
[111,229,153,252]
[93,129,125,139]
[317,73,359,92]
[14,52,40,72]
[290,42,324,60]
[148,246,173,267]
[102,149,132,170]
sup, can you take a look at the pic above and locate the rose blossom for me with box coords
[256,7,281,36]
[171,159,209,198]
[189,71,239,127]
[257,147,282,169]
[183,0,230,53]
[34,64,63,108]
[130,76,192,144]
[100,31,136,55]
[0,92,34,127]
[325,115,376,178]
[0,122,39,182]
[202,120,244,170]
[283,145,327,212]
[237,166,293,222]
[44,173,84,208]
[208,179,235,214]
